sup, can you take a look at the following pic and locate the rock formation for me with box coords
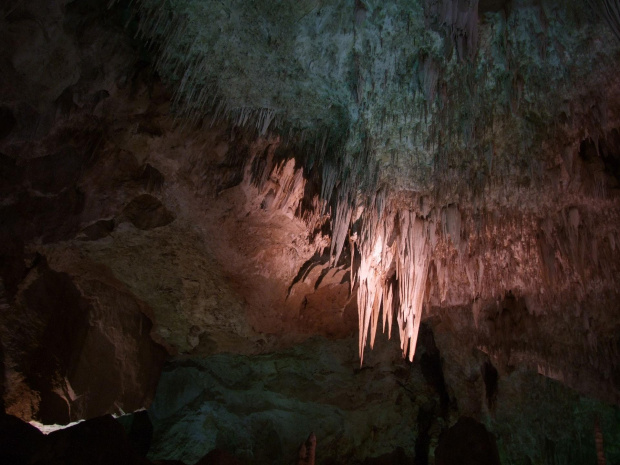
[1,0,620,463]
[298,433,317,465]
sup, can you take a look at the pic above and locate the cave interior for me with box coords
[1,0,620,464]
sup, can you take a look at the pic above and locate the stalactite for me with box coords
[442,204,461,248]
[320,162,339,207]
[589,0,620,41]
[420,56,439,104]
[424,0,479,60]
[396,212,431,361]
[271,160,306,214]
[329,197,353,266]
[356,207,431,363]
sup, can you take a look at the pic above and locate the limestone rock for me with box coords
[0,253,168,423]
[0,1,619,464]
[147,336,426,464]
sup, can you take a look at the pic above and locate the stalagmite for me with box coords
[297,433,316,465]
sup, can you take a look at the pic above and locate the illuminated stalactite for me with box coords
[356,207,431,363]
[250,145,434,363]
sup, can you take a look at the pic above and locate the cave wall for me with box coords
[0,0,359,423]
[145,326,620,465]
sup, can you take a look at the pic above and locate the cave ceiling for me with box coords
[134,0,618,191]
[121,0,620,375]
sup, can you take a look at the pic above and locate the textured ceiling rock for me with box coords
[130,0,620,192]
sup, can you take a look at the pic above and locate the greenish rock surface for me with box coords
[132,0,620,193]
[148,335,432,464]
[147,327,620,464]
[488,370,620,465]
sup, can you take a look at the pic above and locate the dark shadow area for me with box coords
[435,417,501,465]
[418,323,450,417]
[0,106,17,140]
[117,410,154,458]
[478,0,512,16]
[195,449,243,465]
[121,194,175,230]
[414,406,433,465]
[23,262,91,425]
[0,413,150,465]
[359,447,414,465]
[599,128,620,186]
[482,361,499,409]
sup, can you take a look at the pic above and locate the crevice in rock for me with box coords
[418,323,450,418]
[414,406,433,465]
[140,164,165,193]
[79,218,116,241]
[482,360,498,410]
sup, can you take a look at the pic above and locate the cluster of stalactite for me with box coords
[249,130,620,365]
[245,142,433,362]
[108,0,620,367]
[356,207,431,363]
[423,0,479,61]
[115,0,620,207]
